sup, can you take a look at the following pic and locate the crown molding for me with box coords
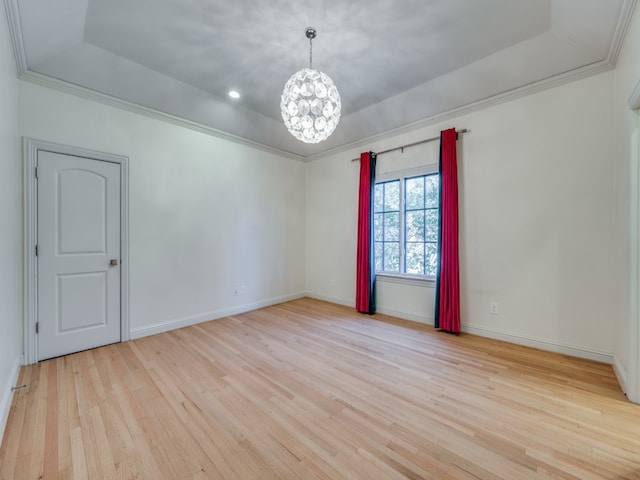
[306,59,616,162]
[3,0,307,161]
[608,0,639,66]
[3,0,26,75]
[19,58,617,165]
[302,0,640,163]
[5,0,638,162]
[19,71,306,162]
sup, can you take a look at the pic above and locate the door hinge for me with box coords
[35,322,39,334]
[35,166,39,179]
[35,244,38,256]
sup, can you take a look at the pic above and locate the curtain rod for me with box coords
[350,128,469,162]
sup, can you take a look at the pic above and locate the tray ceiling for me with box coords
[4,0,637,158]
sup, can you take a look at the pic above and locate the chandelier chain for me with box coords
[309,36,313,69]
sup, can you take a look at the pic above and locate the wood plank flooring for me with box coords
[1,298,639,479]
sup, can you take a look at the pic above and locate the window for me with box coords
[374,171,439,278]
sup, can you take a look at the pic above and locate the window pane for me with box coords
[405,177,424,209]
[406,243,425,275]
[383,243,400,272]
[384,181,400,211]
[406,211,425,242]
[425,175,439,208]
[425,209,439,242]
[374,213,383,241]
[426,242,438,276]
[374,184,384,212]
[374,242,383,272]
[384,212,399,241]
[375,173,440,278]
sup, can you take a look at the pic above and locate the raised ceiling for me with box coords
[4,0,637,159]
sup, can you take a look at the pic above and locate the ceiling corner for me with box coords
[606,0,639,66]
[3,0,27,75]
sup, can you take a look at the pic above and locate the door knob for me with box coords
[109,259,119,266]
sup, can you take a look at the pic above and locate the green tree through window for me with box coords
[374,173,439,277]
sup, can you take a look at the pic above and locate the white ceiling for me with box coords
[4,0,637,158]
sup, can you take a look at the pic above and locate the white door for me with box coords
[37,150,121,361]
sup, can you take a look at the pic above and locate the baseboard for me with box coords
[375,307,434,326]
[304,292,354,308]
[130,292,306,339]
[613,355,628,396]
[304,292,436,324]
[305,294,614,363]
[305,292,433,325]
[462,324,613,364]
[134,291,615,365]
[0,355,23,446]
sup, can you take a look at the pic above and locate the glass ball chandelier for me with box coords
[280,27,341,144]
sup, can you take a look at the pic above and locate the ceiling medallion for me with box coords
[280,27,341,144]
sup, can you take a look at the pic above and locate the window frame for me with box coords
[374,164,439,286]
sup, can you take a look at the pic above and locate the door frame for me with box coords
[627,81,640,403]
[23,138,130,365]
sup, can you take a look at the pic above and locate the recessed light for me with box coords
[228,90,241,99]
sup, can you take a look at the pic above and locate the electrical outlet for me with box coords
[240,285,246,295]
[233,287,239,296]
[490,302,499,315]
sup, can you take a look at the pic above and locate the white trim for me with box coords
[303,292,435,326]
[19,71,305,163]
[306,295,613,363]
[304,292,354,309]
[23,138,130,365]
[628,104,640,403]
[307,61,618,163]
[461,324,613,365]
[609,0,639,66]
[130,292,305,339]
[375,169,439,280]
[119,151,131,343]
[0,355,23,446]
[376,164,439,183]
[630,80,640,111]
[376,273,436,288]
[20,61,616,165]
[4,0,635,163]
[613,355,628,397]
[23,140,37,366]
[318,0,637,165]
[2,0,27,75]
[376,307,434,326]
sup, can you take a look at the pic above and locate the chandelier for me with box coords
[280,27,341,143]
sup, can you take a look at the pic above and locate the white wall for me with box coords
[306,71,617,362]
[19,82,306,336]
[0,10,22,440]
[4,8,637,426]
[612,5,640,399]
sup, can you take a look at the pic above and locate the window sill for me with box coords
[375,273,436,287]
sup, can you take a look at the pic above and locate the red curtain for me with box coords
[356,152,376,314]
[434,129,460,333]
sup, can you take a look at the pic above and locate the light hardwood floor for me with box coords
[1,298,639,479]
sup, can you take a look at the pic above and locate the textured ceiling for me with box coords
[5,0,637,158]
